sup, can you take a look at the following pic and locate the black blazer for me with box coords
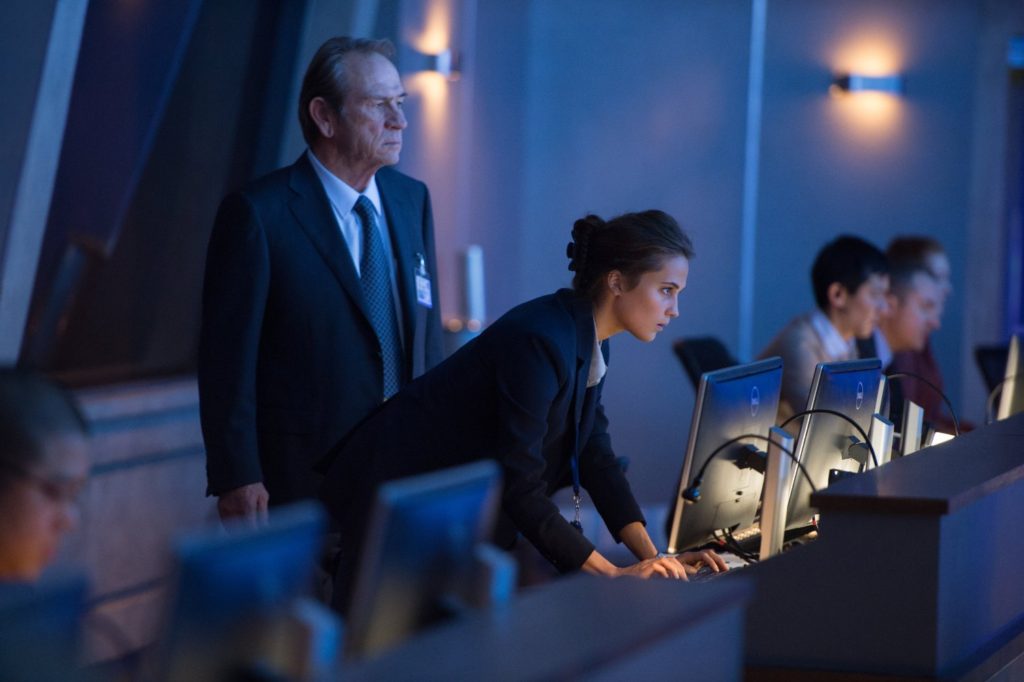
[320,289,644,573]
[198,155,443,504]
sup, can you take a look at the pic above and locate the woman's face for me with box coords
[0,434,88,581]
[607,255,690,342]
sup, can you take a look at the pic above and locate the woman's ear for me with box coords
[826,281,848,311]
[606,270,624,296]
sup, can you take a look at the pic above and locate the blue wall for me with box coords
[467,0,755,503]
[754,0,977,416]
[412,0,1010,504]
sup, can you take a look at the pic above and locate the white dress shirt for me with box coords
[809,309,856,361]
[307,150,405,346]
[587,320,607,388]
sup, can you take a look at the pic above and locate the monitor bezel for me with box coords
[785,358,882,531]
[666,356,783,554]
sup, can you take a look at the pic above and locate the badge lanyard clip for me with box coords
[570,447,583,533]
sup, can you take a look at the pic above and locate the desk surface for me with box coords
[341,572,751,680]
[809,412,1024,515]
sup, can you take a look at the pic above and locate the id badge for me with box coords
[414,253,433,308]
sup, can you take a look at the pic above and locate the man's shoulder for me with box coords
[377,165,428,196]
[760,312,816,357]
[235,159,305,201]
[769,311,813,339]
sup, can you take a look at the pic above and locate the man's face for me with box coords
[331,52,407,177]
[884,272,943,352]
[842,273,890,339]
[0,434,88,581]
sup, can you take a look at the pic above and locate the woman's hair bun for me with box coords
[567,215,604,273]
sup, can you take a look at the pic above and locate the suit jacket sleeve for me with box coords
[491,331,597,573]
[579,390,644,542]
[198,191,269,496]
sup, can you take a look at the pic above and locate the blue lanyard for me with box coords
[570,424,583,533]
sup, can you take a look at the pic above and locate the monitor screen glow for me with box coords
[785,359,882,531]
[666,357,783,554]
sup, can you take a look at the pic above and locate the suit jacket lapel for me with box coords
[377,171,419,345]
[286,155,369,320]
[567,294,594,457]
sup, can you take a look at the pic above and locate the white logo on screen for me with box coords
[855,381,865,410]
[750,386,760,417]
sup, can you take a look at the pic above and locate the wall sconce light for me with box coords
[407,48,461,80]
[831,72,904,95]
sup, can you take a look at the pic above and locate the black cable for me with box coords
[710,529,755,564]
[682,432,817,505]
[885,372,961,436]
[723,528,759,564]
[779,408,878,468]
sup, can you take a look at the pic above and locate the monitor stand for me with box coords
[868,413,894,468]
[901,400,925,456]
[759,427,795,561]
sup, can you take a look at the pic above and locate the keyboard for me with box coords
[688,564,722,583]
[687,551,748,582]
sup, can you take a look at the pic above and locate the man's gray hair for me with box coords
[298,36,396,146]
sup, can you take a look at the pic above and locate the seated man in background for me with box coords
[0,369,89,582]
[876,243,942,366]
[876,237,967,433]
[759,235,889,421]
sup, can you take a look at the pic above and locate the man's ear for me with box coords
[308,97,336,138]
[826,282,848,310]
[607,270,624,296]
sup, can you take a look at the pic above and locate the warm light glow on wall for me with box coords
[829,89,903,142]
[406,71,448,139]
[827,32,905,141]
[409,2,451,55]
[831,32,903,77]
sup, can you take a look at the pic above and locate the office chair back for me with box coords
[672,337,739,390]
[975,344,1009,394]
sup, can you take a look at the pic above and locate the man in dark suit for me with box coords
[198,37,442,523]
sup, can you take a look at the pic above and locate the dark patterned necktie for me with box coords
[354,195,401,398]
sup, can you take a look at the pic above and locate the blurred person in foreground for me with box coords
[0,369,88,583]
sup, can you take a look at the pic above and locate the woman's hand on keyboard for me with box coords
[676,549,729,575]
[616,555,690,580]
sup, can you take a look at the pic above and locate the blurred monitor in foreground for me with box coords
[346,460,504,660]
[0,572,91,682]
[665,357,783,554]
[158,501,327,682]
[786,359,882,532]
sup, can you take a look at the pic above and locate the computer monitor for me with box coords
[785,359,882,531]
[997,334,1023,420]
[346,460,503,659]
[0,572,90,682]
[665,357,783,554]
[158,501,327,681]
